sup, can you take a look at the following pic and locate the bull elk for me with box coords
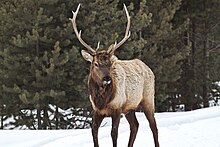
[70,4,159,147]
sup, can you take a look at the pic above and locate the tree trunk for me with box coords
[185,20,196,111]
[202,0,210,108]
[202,33,210,108]
[37,108,42,130]
[170,94,176,112]
[42,107,49,129]
[55,105,59,130]
[0,105,3,129]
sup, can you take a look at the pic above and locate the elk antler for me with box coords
[69,4,96,54]
[107,4,131,54]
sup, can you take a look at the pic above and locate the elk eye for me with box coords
[94,62,99,67]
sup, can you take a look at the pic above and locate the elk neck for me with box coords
[88,75,116,110]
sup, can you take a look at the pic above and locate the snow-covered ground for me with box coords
[0,106,220,147]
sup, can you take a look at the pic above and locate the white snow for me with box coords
[0,106,220,147]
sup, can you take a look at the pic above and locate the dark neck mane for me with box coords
[88,77,115,110]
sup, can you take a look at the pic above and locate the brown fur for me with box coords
[88,76,115,110]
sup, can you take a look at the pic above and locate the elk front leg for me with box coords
[111,112,121,147]
[92,112,104,147]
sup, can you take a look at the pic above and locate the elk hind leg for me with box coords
[141,103,159,147]
[125,110,139,147]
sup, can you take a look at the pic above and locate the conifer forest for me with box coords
[0,0,219,129]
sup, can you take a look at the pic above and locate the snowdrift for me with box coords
[0,106,220,147]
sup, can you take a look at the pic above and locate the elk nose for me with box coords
[103,76,112,85]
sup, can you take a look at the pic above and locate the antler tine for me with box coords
[114,41,117,47]
[96,41,100,51]
[108,4,131,54]
[69,4,96,53]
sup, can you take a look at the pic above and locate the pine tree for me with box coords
[176,0,220,110]
[0,1,24,127]
[1,0,218,129]
[135,0,190,111]
[0,0,87,129]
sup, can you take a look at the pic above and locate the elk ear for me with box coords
[81,50,93,62]
[110,55,118,62]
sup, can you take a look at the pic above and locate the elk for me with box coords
[70,4,159,147]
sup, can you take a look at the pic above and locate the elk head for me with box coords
[69,3,130,86]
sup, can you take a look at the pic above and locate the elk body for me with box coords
[70,4,159,147]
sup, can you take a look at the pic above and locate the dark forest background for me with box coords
[0,0,219,129]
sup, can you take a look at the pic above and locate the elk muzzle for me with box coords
[102,76,112,86]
